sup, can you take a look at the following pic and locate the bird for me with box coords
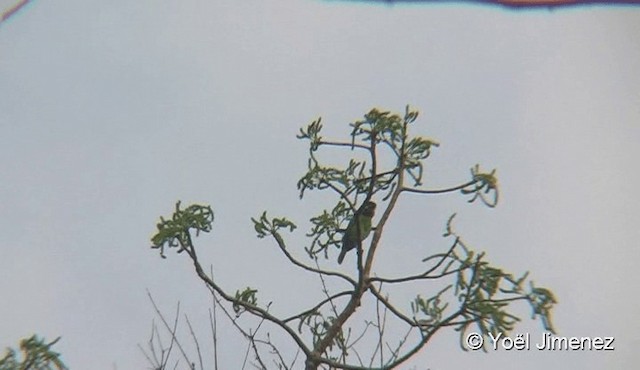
[338,201,376,264]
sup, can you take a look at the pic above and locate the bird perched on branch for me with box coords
[338,201,376,264]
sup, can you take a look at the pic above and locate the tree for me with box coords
[0,335,67,370]
[148,106,556,369]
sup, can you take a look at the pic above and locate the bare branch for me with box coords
[402,179,480,194]
[270,231,357,287]
[318,140,370,151]
[185,315,204,370]
[146,291,192,368]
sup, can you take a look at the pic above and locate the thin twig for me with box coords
[185,315,204,370]
[146,291,192,368]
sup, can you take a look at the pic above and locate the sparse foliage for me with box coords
[0,335,67,370]
[146,106,556,369]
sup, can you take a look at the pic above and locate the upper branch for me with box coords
[151,203,312,359]
[402,165,499,207]
[402,179,480,194]
[369,238,461,284]
[318,140,371,151]
[181,235,313,359]
[270,231,357,287]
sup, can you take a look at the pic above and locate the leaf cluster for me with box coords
[234,287,259,315]
[150,201,214,258]
[251,212,297,239]
[407,217,557,352]
[0,335,67,370]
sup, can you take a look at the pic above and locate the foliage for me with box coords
[0,335,67,370]
[148,106,556,369]
[151,201,214,258]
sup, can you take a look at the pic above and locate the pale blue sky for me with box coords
[1,1,639,369]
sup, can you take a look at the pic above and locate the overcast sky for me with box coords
[1,1,639,369]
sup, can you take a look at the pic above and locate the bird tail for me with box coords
[337,247,347,264]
